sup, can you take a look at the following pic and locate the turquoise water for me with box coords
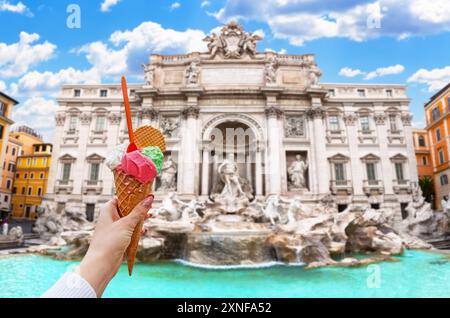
[1,250,450,298]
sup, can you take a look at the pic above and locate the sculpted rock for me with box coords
[137,237,163,262]
[56,231,93,260]
[8,226,24,242]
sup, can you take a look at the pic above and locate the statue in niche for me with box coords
[218,153,246,197]
[288,154,308,190]
[185,59,200,85]
[265,57,278,84]
[158,155,177,191]
[160,117,179,138]
[142,64,155,86]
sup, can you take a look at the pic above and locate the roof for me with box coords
[425,82,450,108]
[0,92,19,105]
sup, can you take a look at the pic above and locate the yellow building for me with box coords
[9,126,53,219]
[0,136,23,212]
[0,92,18,183]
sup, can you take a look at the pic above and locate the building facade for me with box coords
[424,83,450,208]
[0,92,17,182]
[45,23,418,220]
[0,136,22,212]
[10,126,52,219]
[413,129,433,180]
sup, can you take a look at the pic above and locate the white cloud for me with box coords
[408,66,450,92]
[12,97,59,140]
[212,0,450,45]
[0,31,56,78]
[78,21,206,76]
[170,2,181,10]
[10,67,100,97]
[101,0,121,12]
[0,80,5,91]
[0,1,32,15]
[339,67,365,78]
[364,64,405,80]
[201,1,210,8]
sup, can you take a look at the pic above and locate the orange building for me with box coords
[424,83,450,208]
[413,129,433,179]
[0,136,23,212]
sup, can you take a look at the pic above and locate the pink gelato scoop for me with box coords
[117,150,157,184]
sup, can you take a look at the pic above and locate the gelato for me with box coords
[141,146,164,174]
[117,150,157,184]
[106,143,128,170]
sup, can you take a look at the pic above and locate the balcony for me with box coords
[63,130,79,145]
[330,180,353,195]
[89,130,107,144]
[392,179,411,194]
[83,180,103,195]
[55,180,74,194]
[387,129,404,144]
[326,130,346,144]
[363,180,384,195]
[358,130,377,144]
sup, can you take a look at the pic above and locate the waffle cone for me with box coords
[113,125,166,276]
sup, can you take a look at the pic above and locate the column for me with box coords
[374,111,395,196]
[179,99,200,195]
[344,109,364,198]
[47,111,67,198]
[255,148,263,196]
[401,112,418,184]
[307,97,329,195]
[265,106,283,195]
[201,146,210,196]
[73,108,92,196]
[104,110,121,196]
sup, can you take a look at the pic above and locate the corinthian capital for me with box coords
[265,106,284,119]
[401,113,413,126]
[55,113,66,126]
[142,107,159,120]
[182,106,200,119]
[306,107,325,120]
[79,112,92,125]
[373,113,387,125]
[343,113,357,126]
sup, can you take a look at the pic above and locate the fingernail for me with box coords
[142,195,154,209]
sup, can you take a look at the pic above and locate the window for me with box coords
[366,163,377,181]
[12,147,16,156]
[21,187,25,195]
[360,116,370,132]
[28,187,32,195]
[26,158,31,166]
[357,89,366,97]
[100,89,108,97]
[437,128,442,142]
[16,173,19,179]
[42,158,47,166]
[69,116,78,131]
[432,107,441,121]
[389,115,398,132]
[12,187,16,194]
[95,116,106,132]
[0,102,6,116]
[418,135,426,147]
[130,89,136,97]
[24,173,27,179]
[8,163,14,172]
[395,163,404,181]
[439,147,445,165]
[6,179,11,189]
[441,174,449,186]
[4,195,8,203]
[328,116,340,131]
[30,173,34,179]
[33,158,37,165]
[386,89,393,97]
[40,173,44,179]
[328,89,335,97]
[37,188,42,196]
[334,163,345,181]
[0,125,4,139]
[6,146,8,153]
[62,163,71,181]
[90,163,100,181]
[74,89,81,97]
[422,156,428,165]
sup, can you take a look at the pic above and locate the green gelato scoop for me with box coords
[141,146,164,174]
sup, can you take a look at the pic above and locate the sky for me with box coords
[1,0,450,142]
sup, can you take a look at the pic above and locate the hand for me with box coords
[78,196,154,297]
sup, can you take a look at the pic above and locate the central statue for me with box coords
[218,153,246,197]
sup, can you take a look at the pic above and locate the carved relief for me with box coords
[185,59,200,86]
[142,63,155,87]
[55,113,66,126]
[79,113,92,125]
[284,116,305,137]
[401,113,413,126]
[343,113,357,126]
[265,57,278,85]
[108,113,121,125]
[160,117,180,138]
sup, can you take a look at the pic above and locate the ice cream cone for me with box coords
[113,125,166,276]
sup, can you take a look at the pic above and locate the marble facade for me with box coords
[45,22,418,220]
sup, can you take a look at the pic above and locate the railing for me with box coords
[392,179,411,194]
[330,180,353,195]
[55,180,74,194]
[83,180,103,195]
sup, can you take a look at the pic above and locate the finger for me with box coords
[96,198,119,229]
[117,195,154,229]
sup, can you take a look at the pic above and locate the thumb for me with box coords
[118,195,154,229]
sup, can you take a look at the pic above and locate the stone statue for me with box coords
[154,192,186,221]
[160,117,180,138]
[158,155,177,191]
[308,63,322,87]
[242,32,262,56]
[218,153,246,197]
[203,33,222,58]
[264,195,283,225]
[142,64,155,86]
[288,155,308,190]
[181,198,206,222]
[186,59,200,85]
[265,57,278,84]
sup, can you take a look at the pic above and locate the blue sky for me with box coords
[1,0,450,141]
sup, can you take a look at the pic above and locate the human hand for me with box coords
[78,196,154,297]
